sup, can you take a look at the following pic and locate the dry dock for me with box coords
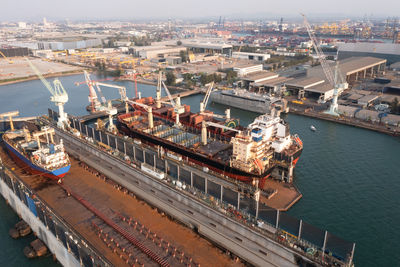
[0,145,241,267]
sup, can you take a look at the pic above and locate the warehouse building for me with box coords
[307,56,387,85]
[232,52,270,62]
[338,43,400,65]
[0,46,30,57]
[184,42,232,56]
[133,46,186,59]
[233,63,263,77]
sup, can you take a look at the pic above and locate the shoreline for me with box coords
[289,107,400,137]
[0,70,84,86]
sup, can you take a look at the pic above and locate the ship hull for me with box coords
[117,120,273,187]
[4,140,70,180]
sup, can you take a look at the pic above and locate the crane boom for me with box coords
[161,81,176,107]
[26,58,57,96]
[302,14,335,86]
[96,82,127,101]
[200,82,214,112]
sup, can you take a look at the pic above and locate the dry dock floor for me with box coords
[0,145,242,267]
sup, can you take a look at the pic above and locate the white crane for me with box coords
[126,99,154,128]
[161,80,185,126]
[95,82,127,103]
[302,14,348,116]
[201,120,240,145]
[200,82,231,121]
[26,58,69,129]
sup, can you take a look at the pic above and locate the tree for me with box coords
[177,40,182,46]
[180,50,188,63]
[165,71,176,86]
[390,97,400,114]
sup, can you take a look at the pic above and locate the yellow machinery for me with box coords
[0,51,13,64]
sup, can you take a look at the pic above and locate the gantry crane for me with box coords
[26,58,69,128]
[302,14,348,116]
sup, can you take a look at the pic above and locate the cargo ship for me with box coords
[117,93,302,187]
[210,89,288,114]
[2,124,70,181]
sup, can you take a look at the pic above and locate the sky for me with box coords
[1,0,399,21]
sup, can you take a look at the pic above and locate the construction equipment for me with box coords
[0,111,19,131]
[95,82,127,102]
[161,80,185,126]
[302,14,348,116]
[200,82,230,121]
[83,71,103,112]
[105,101,117,133]
[126,99,154,128]
[0,51,13,64]
[26,58,69,129]
[201,120,239,145]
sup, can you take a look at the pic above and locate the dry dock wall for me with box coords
[0,167,111,267]
[0,177,80,267]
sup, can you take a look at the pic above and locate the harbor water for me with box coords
[0,73,399,267]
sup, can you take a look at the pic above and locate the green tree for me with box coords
[180,50,188,63]
[165,71,176,86]
[177,40,182,46]
[390,97,400,114]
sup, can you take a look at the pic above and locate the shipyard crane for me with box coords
[0,51,13,64]
[126,99,154,128]
[26,58,69,129]
[201,120,240,145]
[200,82,231,121]
[0,111,19,131]
[81,70,103,112]
[95,82,127,102]
[105,101,118,133]
[161,80,185,126]
[302,14,348,116]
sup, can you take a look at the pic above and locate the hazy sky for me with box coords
[2,0,399,21]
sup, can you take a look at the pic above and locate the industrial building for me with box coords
[307,57,387,84]
[132,46,186,59]
[240,71,279,88]
[285,77,336,102]
[252,76,293,94]
[232,52,271,62]
[0,46,30,57]
[183,42,232,56]
[338,43,400,65]
[12,39,102,51]
[233,63,263,77]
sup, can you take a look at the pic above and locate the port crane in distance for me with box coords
[25,58,69,129]
[302,13,348,116]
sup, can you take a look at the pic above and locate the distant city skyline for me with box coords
[1,0,399,21]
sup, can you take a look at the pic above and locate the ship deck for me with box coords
[0,144,242,267]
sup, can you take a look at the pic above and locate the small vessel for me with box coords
[2,120,70,181]
[310,125,316,131]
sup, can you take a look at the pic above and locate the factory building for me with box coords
[233,63,263,77]
[12,39,102,50]
[285,77,337,102]
[338,43,400,65]
[307,57,387,85]
[232,52,271,62]
[0,46,30,57]
[240,71,279,89]
[132,46,186,59]
[183,42,232,56]
[285,57,387,102]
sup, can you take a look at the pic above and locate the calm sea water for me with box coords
[1,73,399,266]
